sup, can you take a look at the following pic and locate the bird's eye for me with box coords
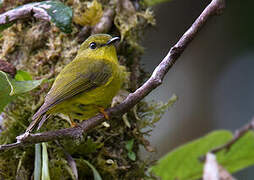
[89,42,97,49]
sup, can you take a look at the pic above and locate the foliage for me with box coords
[114,0,155,52]
[41,143,51,180]
[14,70,33,81]
[0,70,44,113]
[138,94,177,129]
[218,131,254,173]
[125,139,136,161]
[0,71,15,113]
[34,144,42,180]
[79,159,102,180]
[73,0,103,26]
[151,130,254,179]
[39,1,73,33]
[0,22,13,32]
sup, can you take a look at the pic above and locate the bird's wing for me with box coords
[46,59,112,108]
[27,59,113,132]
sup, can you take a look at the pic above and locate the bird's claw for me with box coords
[98,107,109,120]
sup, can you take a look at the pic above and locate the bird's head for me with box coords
[77,34,120,63]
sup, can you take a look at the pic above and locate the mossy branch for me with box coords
[0,1,72,33]
[0,3,51,25]
[0,0,226,152]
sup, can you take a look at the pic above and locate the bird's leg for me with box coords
[68,114,77,127]
[97,107,109,120]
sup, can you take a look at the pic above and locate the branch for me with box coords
[199,117,254,162]
[0,3,51,26]
[91,7,115,34]
[0,0,226,152]
[0,59,17,78]
[210,118,254,154]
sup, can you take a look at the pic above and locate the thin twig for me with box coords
[199,118,254,162]
[0,142,22,151]
[91,7,115,34]
[0,0,226,152]
[210,118,254,154]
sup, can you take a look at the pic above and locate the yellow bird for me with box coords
[26,34,126,132]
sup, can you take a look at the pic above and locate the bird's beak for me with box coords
[105,37,120,46]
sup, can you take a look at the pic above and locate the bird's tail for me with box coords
[26,113,50,133]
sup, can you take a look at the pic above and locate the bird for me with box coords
[26,34,126,133]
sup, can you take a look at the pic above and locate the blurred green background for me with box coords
[142,0,254,178]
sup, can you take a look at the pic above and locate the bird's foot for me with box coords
[98,107,109,120]
[68,114,78,127]
[70,121,77,127]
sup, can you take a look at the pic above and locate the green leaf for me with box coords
[151,130,254,180]
[144,0,172,6]
[150,130,233,180]
[7,75,45,96]
[125,139,134,151]
[34,143,42,180]
[0,71,15,113]
[15,70,33,81]
[128,151,136,161]
[80,160,102,180]
[151,94,177,124]
[34,1,73,33]
[218,131,254,173]
[125,139,136,161]
[0,71,45,113]
[0,22,14,32]
[42,143,51,180]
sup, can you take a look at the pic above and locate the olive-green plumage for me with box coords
[26,34,126,132]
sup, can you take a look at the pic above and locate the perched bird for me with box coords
[26,34,126,132]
